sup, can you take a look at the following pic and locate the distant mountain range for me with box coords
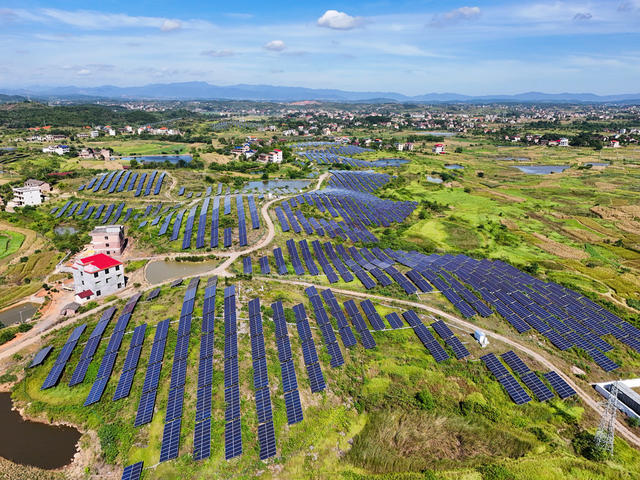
[1,82,640,103]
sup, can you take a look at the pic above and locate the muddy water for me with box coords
[0,302,38,327]
[145,259,218,285]
[0,392,81,469]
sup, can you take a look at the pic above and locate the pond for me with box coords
[586,162,610,167]
[426,175,443,184]
[0,302,39,327]
[513,165,570,175]
[444,164,464,170]
[0,392,81,469]
[121,155,192,164]
[243,180,311,192]
[368,158,409,167]
[145,259,219,285]
[54,226,78,235]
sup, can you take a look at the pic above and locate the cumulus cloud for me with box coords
[573,12,593,21]
[160,19,182,31]
[263,40,286,51]
[430,6,481,27]
[317,10,363,30]
[201,49,235,57]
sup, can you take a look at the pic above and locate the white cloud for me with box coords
[160,19,182,31]
[76,69,91,75]
[317,10,363,30]
[573,12,593,21]
[201,49,235,57]
[430,6,481,27]
[264,40,286,51]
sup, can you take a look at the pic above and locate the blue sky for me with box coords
[1,1,639,95]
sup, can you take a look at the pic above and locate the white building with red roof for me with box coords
[432,143,446,154]
[72,253,125,303]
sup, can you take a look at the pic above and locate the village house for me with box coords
[432,143,446,154]
[72,253,125,303]
[90,225,126,257]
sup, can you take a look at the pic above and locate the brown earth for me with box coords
[530,232,588,260]
[591,205,640,236]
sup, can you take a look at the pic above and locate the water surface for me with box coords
[145,260,218,285]
[368,158,409,167]
[0,392,81,469]
[0,303,38,327]
[243,180,310,192]
[426,175,443,184]
[444,164,464,170]
[513,165,569,175]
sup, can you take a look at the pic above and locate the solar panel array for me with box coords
[480,353,532,405]
[389,252,629,372]
[160,278,199,462]
[343,299,377,350]
[146,288,161,301]
[293,303,326,393]
[68,306,117,387]
[271,301,304,424]
[320,289,357,349]
[401,311,449,362]
[84,294,142,406]
[30,345,54,368]
[543,371,577,399]
[80,170,166,196]
[193,276,217,461]
[237,195,248,247]
[41,323,87,389]
[134,318,170,427]
[431,320,470,359]
[249,298,277,460]
[120,461,143,480]
[224,285,243,460]
[113,323,147,401]
[305,289,345,367]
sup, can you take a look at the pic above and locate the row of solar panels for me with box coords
[80,170,166,197]
[481,352,576,404]
[392,252,629,372]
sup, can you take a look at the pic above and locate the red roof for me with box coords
[79,253,122,271]
[77,289,93,299]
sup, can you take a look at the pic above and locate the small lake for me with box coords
[145,259,219,285]
[121,155,192,164]
[444,164,464,170]
[426,175,443,184]
[368,158,409,167]
[54,226,78,235]
[0,392,81,469]
[513,165,570,175]
[243,180,311,192]
[0,302,39,327]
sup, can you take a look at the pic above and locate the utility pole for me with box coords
[594,380,620,456]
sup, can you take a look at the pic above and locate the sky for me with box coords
[1,0,639,95]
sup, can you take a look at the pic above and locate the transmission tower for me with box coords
[594,380,620,455]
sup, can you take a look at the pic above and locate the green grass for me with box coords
[0,230,24,259]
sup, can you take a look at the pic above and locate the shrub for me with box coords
[477,463,515,480]
[415,390,435,410]
[0,373,17,383]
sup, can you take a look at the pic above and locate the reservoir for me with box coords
[145,259,219,284]
[368,158,409,167]
[0,392,81,469]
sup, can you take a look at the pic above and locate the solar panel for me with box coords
[193,417,211,461]
[480,353,510,379]
[30,346,53,368]
[159,418,182,462]
[360,300,386,330]
[385,312,404,329]
[224,418,243,460]
[498,374,532,405]
[520,372,554,402]
[258,421,277,460]
[543,371,577,399]
[284,390,304,425]
[501,350,531,375]
[121,461,144,480]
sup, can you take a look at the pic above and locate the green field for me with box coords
[0,230,24,259]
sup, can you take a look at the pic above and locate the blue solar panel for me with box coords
[284,390,304,425]
[29,346,53,368]
[543,371,577,399]
[121,461,144,480]
[224,418,243,460]
[258,421,277,460]
[501,350,531,375]
[521,372,554,402]
[159,418,182,462]
[193,417,211,461]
